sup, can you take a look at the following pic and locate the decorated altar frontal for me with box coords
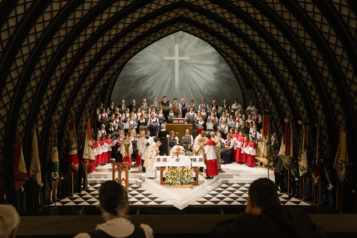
[153,156,206,186]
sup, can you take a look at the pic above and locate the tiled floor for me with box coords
[50,182,311,208]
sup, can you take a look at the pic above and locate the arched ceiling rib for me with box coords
[0,0,356,193]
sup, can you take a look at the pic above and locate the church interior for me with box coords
[0,1,356,237]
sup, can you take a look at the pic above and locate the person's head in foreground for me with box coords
[245,178,280,215]
[0,204,20,238]
[213,178,325,238]
[75,181,153,238]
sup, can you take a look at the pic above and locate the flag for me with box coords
[50,126,60,181]
[261,114,271,158]
[333,129,348,182]
[298,122,308,176]
[312,124,321,183]
[29,127,42,186]
[278,119,293,168]
[82,117,95,165]
[13,135,28,190]
[68,114,79,170]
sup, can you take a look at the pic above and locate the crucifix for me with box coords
[163,44,191,89]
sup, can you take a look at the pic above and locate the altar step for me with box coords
[87,163,274,185]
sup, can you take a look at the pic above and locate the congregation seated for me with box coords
[212,178,325,238]
[0,204,20,238]
[74,181,153,238]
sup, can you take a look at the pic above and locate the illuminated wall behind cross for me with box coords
[111,31,243,105]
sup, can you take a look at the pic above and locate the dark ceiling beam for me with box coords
[9,0,82,165]
[0,0,49,95]
[314,0,357,164]
[0,0,50,195]
[20,0,123,161]
[247,0,337,156]
[0,0,18,30]
[283,0,355,162]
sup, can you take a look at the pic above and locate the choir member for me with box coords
[157,108,166,125]
[107,101,115,116]
[168,130,179,151]
[148,112,159,136]
[204,134,219,179]
[198,98,208,112]
[167,109,175,123]
[218,119,229,139]
[171,98,180,116]
[160,96,170,120]
[231,98,242,112]
[138,113,148,133]
[210,99,218,113]
[200,107,208,121]
[179,98,188,118]
[135,130,144,168]
[150,96,160,110]
[181,129,193,153]
[128,99,137,113]
[206,119,216,133]
[189,99,196,112]
[119,99,126,113]
[246,100,256,114]
[98,108,108,124]
[218,98,230,116]
[107,122,115,136]
[185,107,196,124]
[221,133,234,164]
[140,98,148,111]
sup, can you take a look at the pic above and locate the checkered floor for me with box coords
[192,183,311,206]
[50,182,311,207]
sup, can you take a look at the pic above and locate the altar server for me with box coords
[234,130,245,163]
[204,134,219,179]
[246,137,256,167]
[242,135,249,164]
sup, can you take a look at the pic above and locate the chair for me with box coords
[112,162,129,191]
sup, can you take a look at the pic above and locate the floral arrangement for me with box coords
[165,167,194,185]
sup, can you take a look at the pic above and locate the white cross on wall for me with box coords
[163,44,191,89]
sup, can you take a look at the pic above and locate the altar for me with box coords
[153,156,206,186]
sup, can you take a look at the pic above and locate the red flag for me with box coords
[68,114,79,170]
[83,117,95,166]
[13,136,29,190]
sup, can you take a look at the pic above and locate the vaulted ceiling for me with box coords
[0,0,356,192]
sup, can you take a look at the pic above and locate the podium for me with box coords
[166,122,193,143]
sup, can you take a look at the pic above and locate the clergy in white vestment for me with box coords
[143,139,161,178]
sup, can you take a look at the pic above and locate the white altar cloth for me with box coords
[153,156,206,169]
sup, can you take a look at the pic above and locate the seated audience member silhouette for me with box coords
[75,181,153,238]
[212,178,325,238]
[0,204,20,238]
